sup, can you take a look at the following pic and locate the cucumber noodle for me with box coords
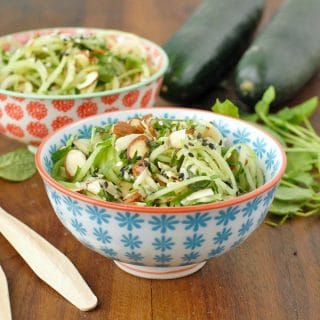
[50,116,264,207]
[0,32,156,95]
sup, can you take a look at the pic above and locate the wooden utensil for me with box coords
[0,206,98,311]
[0,265,12,320]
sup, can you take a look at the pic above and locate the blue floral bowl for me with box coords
[36,108,286,279]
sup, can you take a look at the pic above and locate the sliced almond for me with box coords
[168,129,187,148]
[65,150,87,178]
[127,135,149,159]
[73,139,91,155]
[129,118,145,133]
[142,114,153,125]
[112,121,138,137]
[115,134,143,152]
[123,191,142,204]
[196,123,223,143]
[76,71,98,90]
[132,160,147,176]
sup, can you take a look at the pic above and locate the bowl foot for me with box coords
[113,261,207,279]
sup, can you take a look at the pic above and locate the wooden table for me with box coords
[1,0,320,319]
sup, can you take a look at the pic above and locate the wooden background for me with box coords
[0,0,320,319]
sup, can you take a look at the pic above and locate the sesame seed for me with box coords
[188,152,194,157]
[208,143,215,149]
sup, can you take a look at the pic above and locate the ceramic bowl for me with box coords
[0,28,168,145]
[36,108,286,279]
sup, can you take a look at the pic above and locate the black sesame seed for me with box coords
[197,133,202,139]
[179,172,185,179]
[188,142,194,147]
[202,140,208,146]
[103,181,109,189]
[219,140,223,146]
[225,181,232,188]
[184,144,189,149]
[188,152,194,157]
[208,143,215,150]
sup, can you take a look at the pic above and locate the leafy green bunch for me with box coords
[212,87,320,226]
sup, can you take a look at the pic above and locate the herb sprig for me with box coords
[212,86,320,226]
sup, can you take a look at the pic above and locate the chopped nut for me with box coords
[127,135,150,159]
[112,121,138,137]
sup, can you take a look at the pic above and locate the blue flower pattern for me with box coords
[152,236,174,252]
[232,128,250,144]
[183,234,205,250]
[154,254,172,264]
[182,251,200,263]
[149,215,179,233]
[78,124,93,139]
[238,218,254,237]
[121,233,142,250]
[71,219,86,236]
[265,149,276,170]
[101,247,117,257]
[86,206,110,225]
[242,197,262,218]
[93,227,112,244]
[63,196,83,216]
[182,212,211,231]
[215,206,240,226]
[208,246,225,257]
[45,114,283,267]
[213,228,232,245]
[116,212,144,231]
[253,138,266,159]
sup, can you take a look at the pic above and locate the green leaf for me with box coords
[286,152,314,173]
[275,97,318,124]
[269,199,302,215]
[275,186,313,202]
[212,99,240,118]
[254,86,275,116]
[0,148,37,182]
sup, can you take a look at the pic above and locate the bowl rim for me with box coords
[0,27,169,100]
[35,107,287,214]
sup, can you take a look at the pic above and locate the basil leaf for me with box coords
[0,148,37,182]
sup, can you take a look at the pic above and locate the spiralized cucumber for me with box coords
[0,32,156,95]
[51,116,264,207]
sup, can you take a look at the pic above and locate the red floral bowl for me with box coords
[0,28,168,145]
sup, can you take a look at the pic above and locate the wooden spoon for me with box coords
[0,206,98,311]
[0,265,12,320]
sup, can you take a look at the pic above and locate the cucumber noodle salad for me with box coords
[0,32,156,95]
[50,116,264,207]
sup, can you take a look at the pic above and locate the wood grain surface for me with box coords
[0,0,320,319]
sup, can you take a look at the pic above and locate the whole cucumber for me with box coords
[161,0,265,103]
[236,0,320,106]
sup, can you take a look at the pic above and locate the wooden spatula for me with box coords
[0,206,98,311]
[0,265,12,320]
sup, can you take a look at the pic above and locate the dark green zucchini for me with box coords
[160,0,265,103]
[236,0,320,106]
